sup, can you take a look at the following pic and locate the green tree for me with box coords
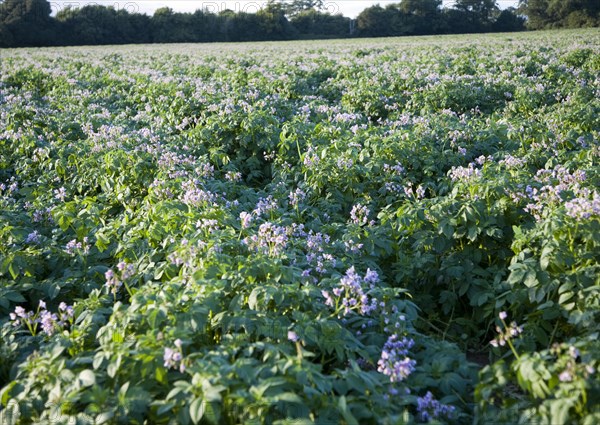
[519,0,599,29]
[0,0,55,46]
[256,1,295,40]
[451,0,498,32]
[56,5,150,45]
[492,7,526,32]
[398,0,444,34]
[283,0,324,16]
[518,0,550,29]
[399,0,442,16]
[547,0,600,27]
[356,5,395,37]
[290,9,350,38]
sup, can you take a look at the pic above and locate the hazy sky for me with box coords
[52,1,520,19]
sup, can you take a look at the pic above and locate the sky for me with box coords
[51,1,520,19]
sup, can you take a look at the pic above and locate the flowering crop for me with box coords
[0,29,598,425]
[10,301,75,337]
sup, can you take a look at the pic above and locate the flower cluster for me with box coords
[25,230,41,244]
[349,203,370,226]
[383,162,405,176]
[288,188,306,208]
[511,165,593,221]
[10,300,75,337]
[416,391,456,422]
[225,171,242,182]
[32,207,53,223]
[239,211,253,229]
[148,179,174,200]
[336,157,354,169]
[181,180,217,207]
[377,334,416,383]
[344,239,363,254]
[244,222,288,256]
[490,311,523,358]
[0,178,19,195]
[550,344,596,384]
[105,261,136,295]
[304,231,336,277]
[403,182,425,199]
[499,154,526,169]
[564,192,600,220]
[322,266,379,316]
[196,218,219,234]
[164,339,185,373]
[449,163,482,182]
[253,195,278,217]
[104,269,122,294]
[65,237,90,256]
[303,146,319,168]
[54,187,67,201]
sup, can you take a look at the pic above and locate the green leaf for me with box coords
[338,396,358,425]
[78,370,96,387]
[558,292,574,305]
[156,402,175,416]
[155,367,168,385]
[539,245,553,271]
[189,398,205,424]
[274,392,304,404]
[524,271,538,288]
[549,399,573,424]
[8,262,18,279]
[248,287,260,310]
[0,381,17,407]
[107,362,118,379]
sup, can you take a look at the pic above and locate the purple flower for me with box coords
[105,269,122,294]
[39,310,58,336]
[449,164,482,182]
[65,238,90,255]
[225,171,242,182]
[58,302,75,324]
[416,391,455,422]
[287,331,299,342]
[25,230,41,244]
[252,195,278,217]
[288,188,307,207]
[324,267,380,316]
[564,194,600,220]
[322,290,334,307]
[243,222,288,256]
[349,203,370,226]
[164,343,185,373]
[377,334,416,382]
[240,211,252,228]
[117,261,136,280]
[559,370,573,382]
[54,187,67,201]
[364,268,379,286]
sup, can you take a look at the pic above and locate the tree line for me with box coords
[0,0,598,48]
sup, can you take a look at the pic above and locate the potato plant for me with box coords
[0,29,599,424]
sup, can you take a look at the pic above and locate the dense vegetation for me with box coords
[2,0,596,48]
[520,0,600,29]
[3,0,598,49]
[2,0,597,48]
[1,29,600,424]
